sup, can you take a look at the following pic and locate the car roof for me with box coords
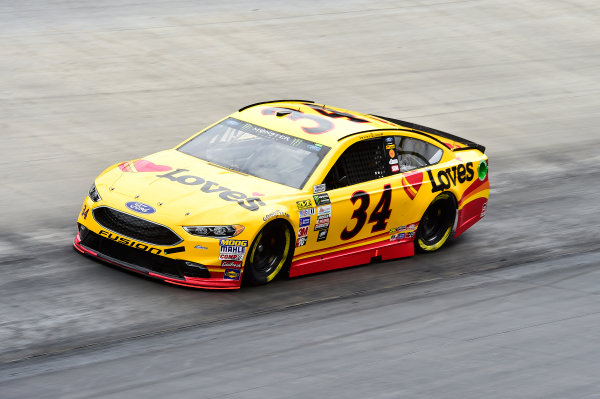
[232,100,397,148]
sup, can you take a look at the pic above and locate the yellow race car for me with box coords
[74,100,489,289]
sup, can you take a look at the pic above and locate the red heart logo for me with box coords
[402,171,423,200]
[119,159,172,173]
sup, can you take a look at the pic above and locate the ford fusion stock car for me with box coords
[74,100,489,289]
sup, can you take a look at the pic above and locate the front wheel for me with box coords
[416,192,456,252]
[244,221,293,285]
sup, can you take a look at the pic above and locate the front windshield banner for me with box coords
[178,118,330,189]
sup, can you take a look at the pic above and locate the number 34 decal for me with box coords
[341,184,392,240]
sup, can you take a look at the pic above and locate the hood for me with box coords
[95,150,299,224]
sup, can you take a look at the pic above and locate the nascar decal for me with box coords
[401,171,423,200]
[98,230,162,255]
[218,239,248,261]
[313,183,326,194]
[156,169,265,211]
[119,159,172,173]
[428,163,475,193]
[299,208,315,217]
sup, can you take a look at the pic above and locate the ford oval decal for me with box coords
[125,201,156,214]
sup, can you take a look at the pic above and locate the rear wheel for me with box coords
[244,221,293,285]
[416,192,456,252]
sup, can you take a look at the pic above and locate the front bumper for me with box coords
[73,228,242,290]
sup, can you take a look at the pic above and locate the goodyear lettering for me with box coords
[263,210,290,221]
[428,162,475,193]
[156,169,265,211]
[98,230,162,255]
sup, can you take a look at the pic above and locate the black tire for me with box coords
[416,192,456,252]
[243,221,293,285]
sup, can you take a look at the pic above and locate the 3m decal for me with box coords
[313,183,326,194]
[298,226,309,237]
[296,199,313,210]
[98,230,162,254]
[81,204,89,220]
[119,159,172,173]
[317,229,328,242]
[341,184,392,240]
[221,261,242,268]
[313,193,330,206]
[125,201,156,214]
[402,171,423,200]
[428,162,475,193]
[156,169,265,211]
[223,268,241,280]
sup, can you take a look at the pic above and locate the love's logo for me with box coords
[119,159,172,173]
[402,171,423,200]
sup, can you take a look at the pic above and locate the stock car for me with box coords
[74,100,489,289]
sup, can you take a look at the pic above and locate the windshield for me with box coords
[177,118,331,189]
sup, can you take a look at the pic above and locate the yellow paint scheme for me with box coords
[76,100,489,288]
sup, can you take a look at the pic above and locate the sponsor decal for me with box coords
[313,183,326,194]
[296,199,313,210]
[81,204,89,220]
[408,231,415,238]
[427,162,475,193]
[389,158,398,165]
[402,171,423,200]
[98,230,162,254]
[263,210,290,221]
[299,216,311,227]
[391,164,399,173]
[307,144,323,152]
[223,268,241,280]
[407,224,416,231]
[398,233,406,239]
[389,226,406,234]
[219,239,248,247]
[317,229,328,242]
[119,159,172,173]
[317,205,331,215]
[385,144,395,150]
[481,202,487,217]
[385,137,394,144]
[221,261,242,268]
[390,234,397,241]
[125,201,156,214]
[194,245,208,250]
[156,168,266,211]
[313,193,331,206]
[218,253,245,261]
[314,215,330,231]
[296,236,307,247]
[298,226,309,237]
[389,149,396,158]
[299,208,315,217]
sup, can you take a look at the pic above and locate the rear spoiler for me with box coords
[371,115,486,154]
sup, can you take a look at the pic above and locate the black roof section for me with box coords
[238,99,314,112]
[371,114,486,153]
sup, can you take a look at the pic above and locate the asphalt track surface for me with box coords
[1,0,599,397]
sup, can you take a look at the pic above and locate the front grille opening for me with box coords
[93,207,182,246]
[80,230,210,279]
